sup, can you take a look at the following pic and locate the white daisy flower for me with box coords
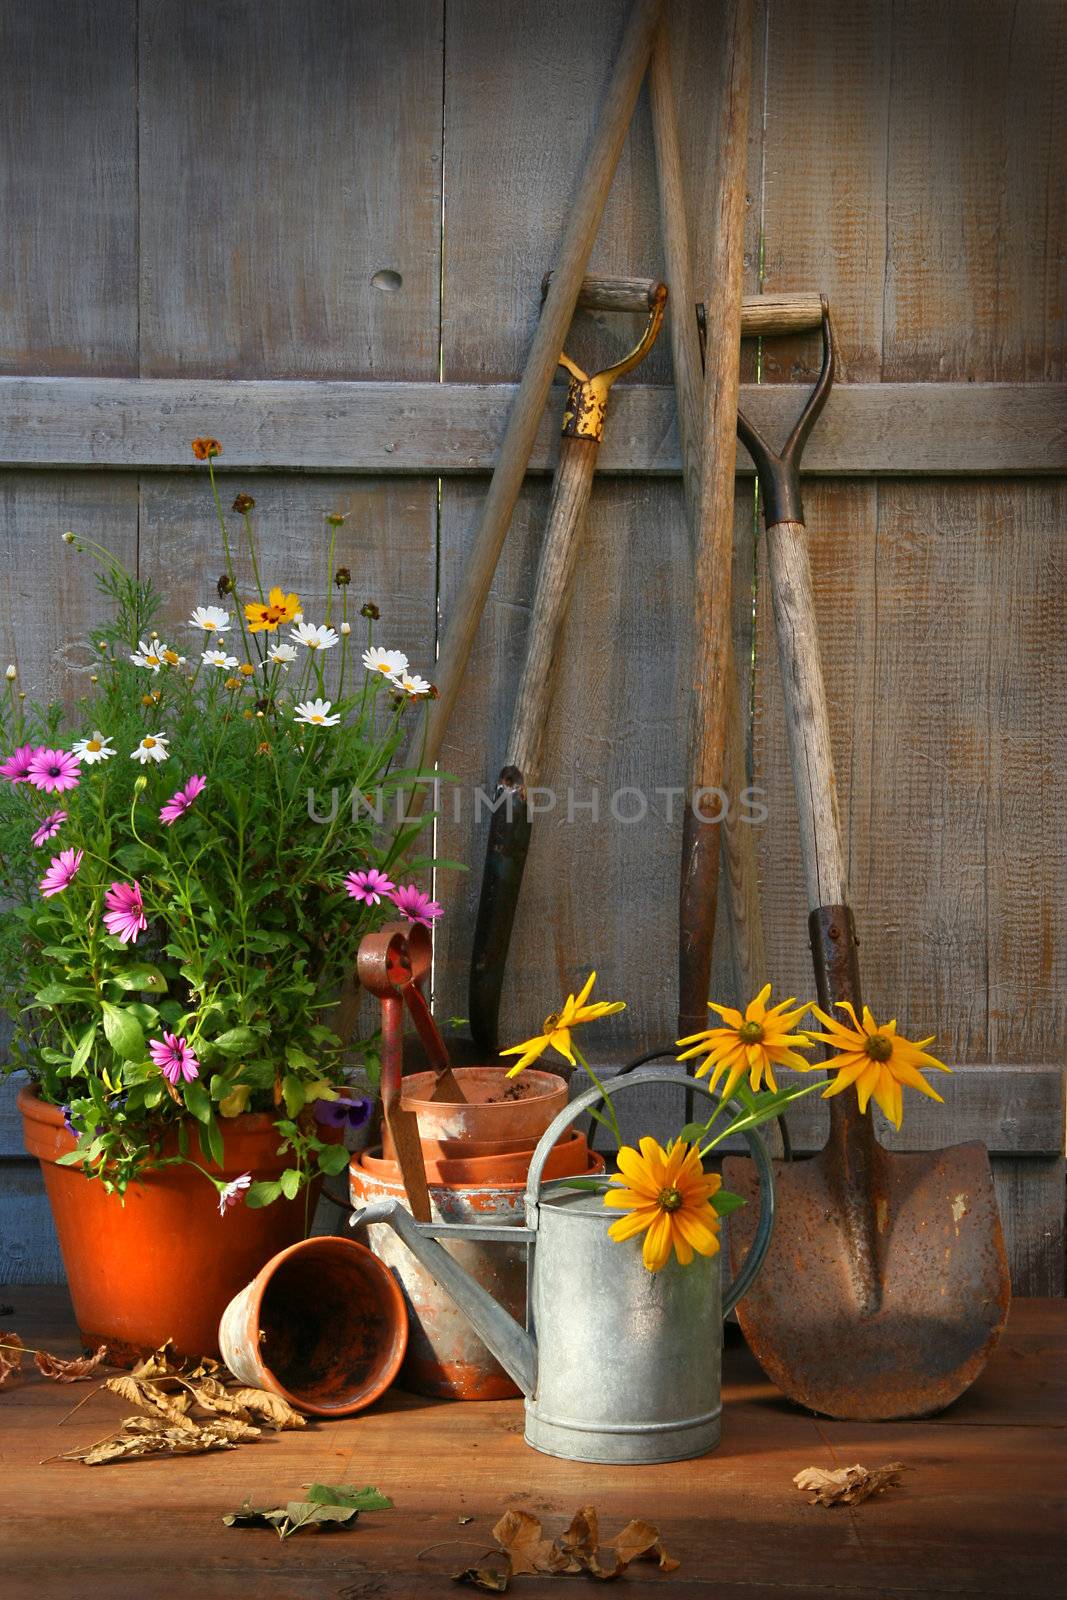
[130,732,170,765]
[72,731,115,765]
[189,605,232,634]
[130,640,166,672]
[393,671,432,698]
[290,622,339,652]
[363,647,409,678]
[340,622,351,636]
[293,698,341,728]
[160,647,186,668]
[267,642,298,667]
[202,649,239,670]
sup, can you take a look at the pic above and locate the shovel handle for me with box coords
[544,270,663,313]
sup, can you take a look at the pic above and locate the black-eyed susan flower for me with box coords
[676,983,814,1101]
[499,972,626,1076]
[246,586,301,634]
[808,1002,950,1130]
[605,1138,723,1272]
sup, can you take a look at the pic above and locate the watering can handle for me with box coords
[523,1066,775,1318]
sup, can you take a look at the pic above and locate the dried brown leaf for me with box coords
[492,1510,555,1576]
[64,1414,258,1465]
[34,1344,108,1383]
[452,1558,511,1592]
[493,1505,678,1583]
[130,1342,182,1380]
[224,1385,306,1431]
[106,1372,196,1429]
[0,1332,25,1389]
[794,1462,912,1507]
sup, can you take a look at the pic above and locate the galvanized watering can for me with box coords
[351,1068,775,1463]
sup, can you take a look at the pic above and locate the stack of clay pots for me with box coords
[350,1066,603,1399]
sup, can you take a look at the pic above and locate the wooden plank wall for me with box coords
[0,0,1063,1291]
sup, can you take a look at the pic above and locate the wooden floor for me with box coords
[1,1289,1065,1599]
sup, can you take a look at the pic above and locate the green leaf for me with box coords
[678,1121,710,1144]
[200,1113,225,1167]
[711,1189,748,1216]
[183,1079,212,1124]
[316,1143,351,1176]
[245,1179,282,1209]
[304,1483,392,1511]
[34,982,88,1004]
[143,1083,164,1110]
[279,1167,302,1201]
[282,1074,306,1118]
[557,1176,611,1192]
[100,1001,145,1062]
[69,1022,97,1076]
[107,964,167,993]
[55,1148,87,1167]
[284,1042,316,1072]
[210,1026,256,1056]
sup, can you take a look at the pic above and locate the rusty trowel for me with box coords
[723,307,1011,1419]
[357,921,464,1224]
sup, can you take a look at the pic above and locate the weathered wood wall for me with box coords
[0,0,1063,1290]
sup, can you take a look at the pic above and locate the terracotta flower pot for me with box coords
[380,1066,568,1162]
[218,1237,407,1417]
[363,1127,595,1187]
[19,1083,325,1364]
[350,1135,604,1400]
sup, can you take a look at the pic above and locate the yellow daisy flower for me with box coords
[808,1002,950,1130]
[246,585,301,634]
[676,983,814,1101]
[605,1137,722,1272]
[499,971,625,1077]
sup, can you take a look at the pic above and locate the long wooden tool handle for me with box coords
[403,0,665,791]
[763,518,847,911]
[650,23,769,1042]
[677,0,754,1040]
[506,436,598,776]
[468,436,599,1053]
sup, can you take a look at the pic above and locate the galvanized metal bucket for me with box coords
[352,1067,775,1463]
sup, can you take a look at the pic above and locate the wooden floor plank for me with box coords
[0,1290,1064,1598]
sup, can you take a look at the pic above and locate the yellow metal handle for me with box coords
[557,281,667,440]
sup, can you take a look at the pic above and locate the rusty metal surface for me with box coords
[724,1140,1010,1420]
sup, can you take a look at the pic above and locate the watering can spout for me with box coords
[350,1199,538,1398]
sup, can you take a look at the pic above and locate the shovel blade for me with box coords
[723,1140,1011,1420]
[428,1066,467,1104]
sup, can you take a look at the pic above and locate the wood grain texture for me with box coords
[0,0,137,376]
[1,1291,1065,1597]
[4,376,1064,474]
[137,0,445,379]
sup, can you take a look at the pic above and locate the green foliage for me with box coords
[0,477,444,1203]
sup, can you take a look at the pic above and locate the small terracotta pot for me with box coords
[19,1083,329,1364]
[381,1066,567,1161]
[351,1138,604,1400]
[218,1237,407,1417]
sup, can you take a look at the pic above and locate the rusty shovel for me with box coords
[723,307,1011,1419]
[468,274,666,1053]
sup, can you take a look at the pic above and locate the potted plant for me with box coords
[0,437,443,1361]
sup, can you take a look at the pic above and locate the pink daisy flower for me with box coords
[389,882,444,929]
[148,1032,200,1085]
[31,810,68,848]
[159,773,207,826]
[218,1173,252,1216]
[27,748,81,794]
[40,848,83,898]
[0,744,38,783]
[103,880,147,944]
[345,867,396,906]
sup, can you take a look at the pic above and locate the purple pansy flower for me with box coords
[313,1095,373,1130]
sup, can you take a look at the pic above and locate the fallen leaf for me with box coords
[794,1462,912,1507]
[105,1373,196,1430]
[224,1482,392,1540]
[493,1505,679,1582]
[492,1509,555,1576]
[452,1558,510,1592]
[228,1385,306,1431]
[64,1414,259,1465]
[0,1332,25,1389]
[34,1344,108,1383]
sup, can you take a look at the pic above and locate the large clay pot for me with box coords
[380,1066,568,1162]
[19,1083,323,1364]
[350,1133,603,1401]
[219,1237,408,1417]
